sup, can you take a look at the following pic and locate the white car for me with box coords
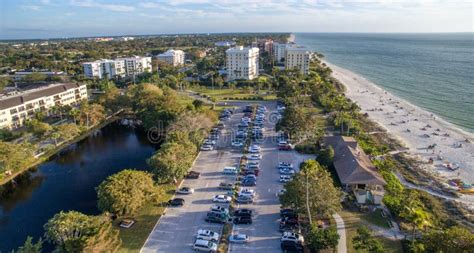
[210,205,229,214]
[248,145,261,153]
[204,139,217,145]
[281,231,304,243]
[196,229,220,242]
[176,187,194,194]
[280,175,292,183]
[232,141,244,147]
[193,239,218,252]
[248,154,262,160]
[238,188,256,197]
[201,145,214,151]
[213,195,232,203]
[228,234,249,244]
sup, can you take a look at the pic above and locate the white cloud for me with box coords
[70,0,135,12]
[21,5,41,11]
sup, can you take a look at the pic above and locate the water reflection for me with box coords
[0,122,157,252]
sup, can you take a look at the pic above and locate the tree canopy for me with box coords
[96,169,156,216]
[280,159,341,220]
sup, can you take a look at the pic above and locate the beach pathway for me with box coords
[333,213,347,253]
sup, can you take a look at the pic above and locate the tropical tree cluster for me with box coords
[44,211,120,252]
[352,226,384,253]
[280,159,342,220]
[96,169,156,216]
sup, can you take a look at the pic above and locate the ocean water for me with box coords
[295,33,474,133]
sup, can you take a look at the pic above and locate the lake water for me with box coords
[0,123,157,252]
[295,33,474,133]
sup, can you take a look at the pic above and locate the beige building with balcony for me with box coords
[225,46,259,81]
[285,47,311,75]
[0,83,88,129]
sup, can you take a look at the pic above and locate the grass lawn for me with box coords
[340,210,403,253]
[191,87,277,101]
[117,183,176,253]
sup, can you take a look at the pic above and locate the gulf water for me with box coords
[295,33,474,133]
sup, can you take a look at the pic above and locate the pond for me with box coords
[0,122,157,252]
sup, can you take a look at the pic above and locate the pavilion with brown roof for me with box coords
[324,136,386,205]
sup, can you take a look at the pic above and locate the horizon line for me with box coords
[1,31,473,42]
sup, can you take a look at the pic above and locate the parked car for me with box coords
[278,162,293,169]
[248,154,262,160]
[233,216,252,224]
[238,188,255,197]
[218,182,234,190]
[210,205,229,215]
[119,219,135,229]
[281,231,304,243]
[280,240,303,253]
[231,141,244,147]
[241,179,256,186]
[185,171,200,179]
[280,175,292,183]
[193,239,218,252]
[196,229,220,242]
[280,168,295,175]
[176,187,194,194]
[248,145,261,153]
[213,195,232,203]
[205,215,228,224]
[236,195,254,204]
[228,234,249,244]
[243,174,257,181]
[279,143,292,151]
[168,198,185,206]
[201,145,214,151]
[234,209,253,217]
[223,166,238,175]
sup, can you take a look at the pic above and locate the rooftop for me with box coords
[324,136,386,186]
[0,83,85,110]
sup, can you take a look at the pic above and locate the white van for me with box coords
[223,166,238,174]
[193,239,218,252]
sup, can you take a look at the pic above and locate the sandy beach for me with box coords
[325,62,474,206]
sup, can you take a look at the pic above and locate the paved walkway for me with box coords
[333,213,347,253]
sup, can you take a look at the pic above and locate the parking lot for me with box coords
[141,101,313,253]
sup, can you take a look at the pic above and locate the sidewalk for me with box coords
[333,213,347,253]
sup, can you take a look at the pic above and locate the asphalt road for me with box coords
[141,102,245,253]
[141,101,313,253]
[229,102,312,253]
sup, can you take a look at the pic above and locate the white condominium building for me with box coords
[273,42,288,63]
[82,56,151,79]
[226,46,259,81]
[0,83,88,129]
[285,47,311,75]
[156,49,185,66]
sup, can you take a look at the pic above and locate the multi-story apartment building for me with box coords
[273,42,288,63]
[0,83,88,129]
[119,56,152,76]
[82,56,151,79]
[253,39,273,55]
[226,46,259,81]
[285,47,311,75]
[156,50,185,66]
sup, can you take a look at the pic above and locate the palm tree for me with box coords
[401,204,431,246]
[68,108,80,124]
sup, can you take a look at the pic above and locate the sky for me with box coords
[0,0,473,40]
